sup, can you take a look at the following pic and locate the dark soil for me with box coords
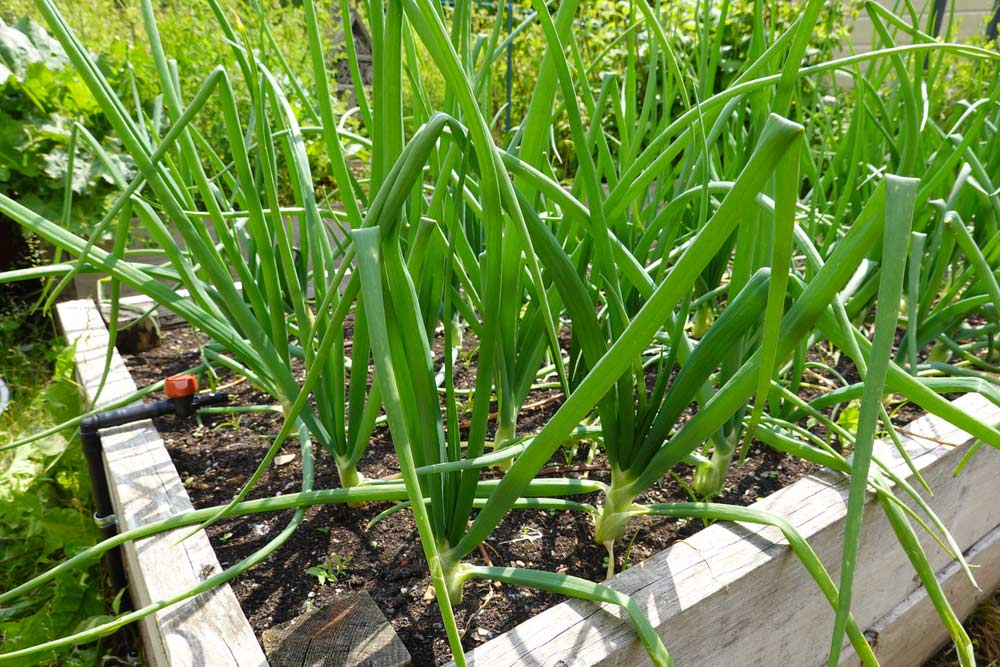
[0,217,45,314]
[923,586,1000,666]
[121,324,927,666]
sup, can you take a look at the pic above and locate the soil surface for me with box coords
[121,324,927,666]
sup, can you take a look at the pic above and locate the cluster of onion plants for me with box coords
[1,0,1000,665]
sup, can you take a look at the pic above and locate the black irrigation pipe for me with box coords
[988,0,1000,42]
[79,374,227,612]
[932,0,948,39]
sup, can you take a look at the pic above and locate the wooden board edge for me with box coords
[458,392,1000,666]
[839,522,1000,666]
[55,298,268,667]
[56,296,1000,667]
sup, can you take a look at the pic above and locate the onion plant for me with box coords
[2,0,384,491]
[2,0,1000,665]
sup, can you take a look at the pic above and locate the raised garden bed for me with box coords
[59,296,1000,666]
[5,1,1000,665]
[459,393,1000,667]
[55,299,266,667]
[118,321,818,665]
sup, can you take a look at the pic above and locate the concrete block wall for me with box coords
[849,0,996,53]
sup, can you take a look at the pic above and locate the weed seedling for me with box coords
[307,552,353,586]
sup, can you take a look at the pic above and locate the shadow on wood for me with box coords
[100,302,161,354]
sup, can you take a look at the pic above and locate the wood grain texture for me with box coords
[99,303,161,354]
[60,291,1000,666]
[57,299,267,667]
[457,393,1000,667]
[261,592,410,667]
[840,523,1000,666]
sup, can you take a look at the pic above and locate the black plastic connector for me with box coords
[79,387,229,611]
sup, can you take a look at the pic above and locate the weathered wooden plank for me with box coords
[840,522,1000,666]
[117,285,242,329]
[261,592,410,667]
[57,298,267,667]
[116,273,350,319]
[99,303,161,354]
[459,392,1000,667]
[62,289,1000,666]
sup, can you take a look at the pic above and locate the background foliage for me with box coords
[0,0,341,233]
[0,16,131,238]
[0,318,107,667]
